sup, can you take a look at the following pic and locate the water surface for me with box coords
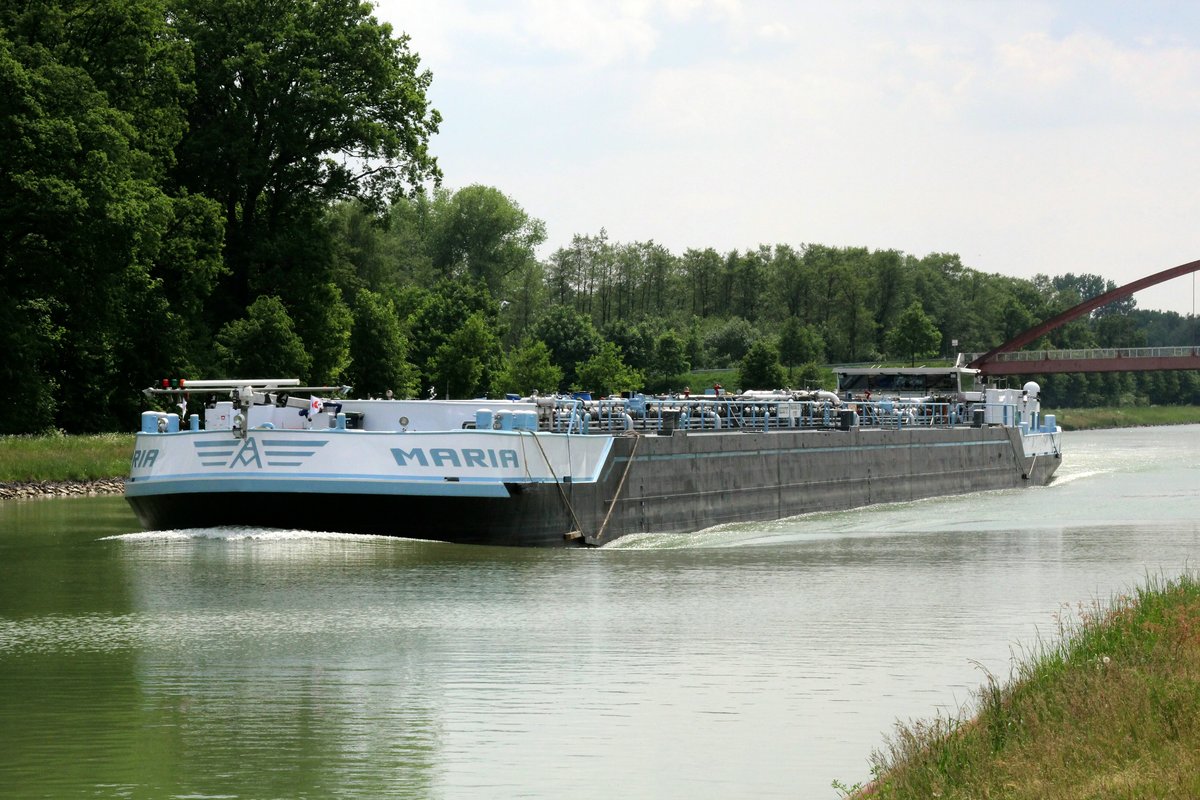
[1,425,1198,798]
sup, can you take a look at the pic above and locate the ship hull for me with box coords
[126,425,1060,547]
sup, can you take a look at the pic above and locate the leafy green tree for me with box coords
[604,319,660,373]
[172,0,442,318]
[887,302,941,366]
[1094,313,1146,348]
[832,257,876,361]
[426,312,502,399]
[1000,296,1036,341]
[704,317,757,367]
[528,305,602,388]
[215,296,312,378]
[347,289,417,398]
[684,317,707,368]
[738,339,785,389]
[494,340,563,396]
[0,299,61,433]
[405,280,502,392]
[648,330,690,391]
[794,362,828,389]
[326,201,393,298]
[863,249,908,339]
[0,0,219,431]
[574,342,644,397]
[500,252,546,348]
[723,247,767,321]
[778,317,825,380]
[680,248,723,317]
[429,185,546,296]
[285,280,353,385]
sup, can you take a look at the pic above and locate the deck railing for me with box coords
[543,397,1052,435]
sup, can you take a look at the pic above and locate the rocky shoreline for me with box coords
[0,479,126,500]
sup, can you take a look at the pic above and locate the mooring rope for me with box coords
[590,431,642,545]
[525,430,586,540]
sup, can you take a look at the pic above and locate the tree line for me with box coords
[2,0,1198,435]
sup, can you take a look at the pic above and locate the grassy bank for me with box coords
[849,573,1200,799]
[1053,405,1200,431]
[0,433,135,483]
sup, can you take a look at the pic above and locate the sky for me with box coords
[374,0,1200,316]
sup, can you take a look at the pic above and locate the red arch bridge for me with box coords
[968,258,1200,377]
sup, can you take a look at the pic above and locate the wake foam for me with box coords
[100,527,393,543]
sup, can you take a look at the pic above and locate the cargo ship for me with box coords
[125,364,1062,547]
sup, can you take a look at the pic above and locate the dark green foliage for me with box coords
[428,184,545,295]
[0,0,219,431]
[888,302,942,366]
[779,317,825,377]
[648,330,691,392]
[0,1,1194,431]
[604,319,660,374]
[347,289,417,399]
[529,305,602,389]
[704,317,757,367]
[172,0,441,321]
[738,339,785,390]
[494,340,562,396]
[288,281,353,386]
[0,298,61,433]
[405,280,503,395]
[574,342,644,397]
[426,312,503,399]
[214,296,312,379]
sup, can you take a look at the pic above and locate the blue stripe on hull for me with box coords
[125,475,513,498]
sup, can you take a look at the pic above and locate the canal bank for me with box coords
[849,572,1200,799]
[0,479,126,500]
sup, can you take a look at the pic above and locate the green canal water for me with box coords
[1,425,1198,799]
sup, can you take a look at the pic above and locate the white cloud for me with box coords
[372,0,1200,313]
[522,0,659,66]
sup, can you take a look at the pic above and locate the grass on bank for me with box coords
[0,433,135,483]
[849,572,1200,799]
[1055,405,1200,431]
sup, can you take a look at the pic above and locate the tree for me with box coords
[648,330,690,392]
[738,339,785,389]
[887,302,941,366]
[494,340,562,396]
[214,296,313,378]
[426,312,503,399]
[604,319,660,374]
[172,0,442,318]
[0,0,220,431]
[704,317,757,367]
[406,280,502,392]
[574,342,644,397]
[680,248,723,317]
[778,317,825,381]
[528,305,602,388]
[290,281,353,385]
[428,185,546,296]
[347,289,418,398]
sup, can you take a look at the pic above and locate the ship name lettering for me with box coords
[391,447,519,469]
[132,448,160,469]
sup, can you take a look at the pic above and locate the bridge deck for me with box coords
[965,347,1200,375]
